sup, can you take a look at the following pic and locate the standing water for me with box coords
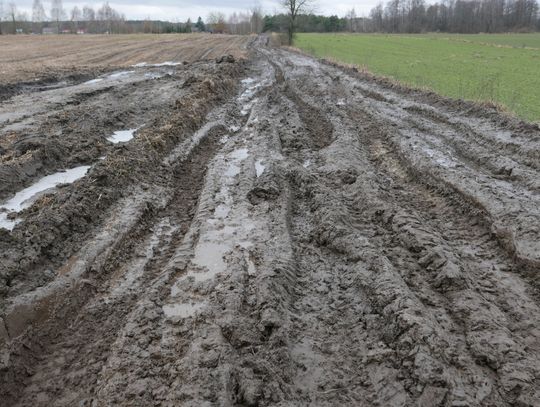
[0,166,91,231]
[107,129,137,144]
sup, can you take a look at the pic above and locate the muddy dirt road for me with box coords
[1,38,539,406]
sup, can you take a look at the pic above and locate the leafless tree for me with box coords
[71,6,81,32]
[32,0,46,22]
[82,5,95,21]
[346,8,357,31]
[50,0,65,31]
[97,2,124,34]
[32,0,46,33]
[281,0,316,44]
[8,2,16,33]
[251,6,264,33]
[228,11,253,34]
[207,11,227,33]
[228,12,239,34]
[0,0,4,34]
[82,5,95,33]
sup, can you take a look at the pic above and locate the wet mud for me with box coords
[0,38,539,406]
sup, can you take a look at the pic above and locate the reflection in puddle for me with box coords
[108,70,135,79]
[225,163,241,177]
[255,159,265,177]
[192,241,229,281]
[163,302,205,319]
[230,148,249,160]
[214,203,230,218]
[83,78,103,85]
[225,148,249,178]
[420,146,456,168]
[107,128,137,144]
[133,61,181,67]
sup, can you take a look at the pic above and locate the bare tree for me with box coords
[96,2,125,34]
[0,0,4,34]
[346,7,357,31]
[251,6,264,33]
[281,0,316,44]
[82,5,95,21]
[50,0,65,32]
[8,2,16,33]
[207,11,227,33]
[32,0,46,22]
[32,0,46,33]
[71,6,81,33]
[228,12,239,34]
[82,5,95,33]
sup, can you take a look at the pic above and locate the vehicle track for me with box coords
[0,40,539,406]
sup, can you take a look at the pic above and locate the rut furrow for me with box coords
[1,124,224,406]
[345,96,540,405]
[275,48,540,405]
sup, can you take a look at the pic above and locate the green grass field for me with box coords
[295,33,540,122]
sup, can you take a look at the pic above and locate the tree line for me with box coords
[368,0,540,33]
[0,0,264,35]
[0,0,538,35]
[0,0,130,34]
[265,0,539,34]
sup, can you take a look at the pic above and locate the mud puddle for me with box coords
[255,159,266,177]
[107,128,138,144]
[0,165,90,230]
[133,61,182,67]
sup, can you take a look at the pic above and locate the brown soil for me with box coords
[0,35,539,407]
[0,33,252,98]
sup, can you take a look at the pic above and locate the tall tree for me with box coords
[82,5,95,33]
[251,6,264,33]
[0,0,4,34]
[50,0,65,32]
[207,11,227,33]
[97,2,124,34]
[32,0,46,22]
[32,0,46,33]
[195,16,205,31]
[71,6,81,32]
[8,2,16,33]
[282,0,316,44]
[370,3,384,31]
[82,5,95,21]
[346,8,357,31]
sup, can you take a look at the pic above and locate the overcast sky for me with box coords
[16,0,380,22]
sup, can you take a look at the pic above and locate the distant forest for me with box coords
[266,0,540,33]
[367,0,540,33]
[0,0,538,35]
